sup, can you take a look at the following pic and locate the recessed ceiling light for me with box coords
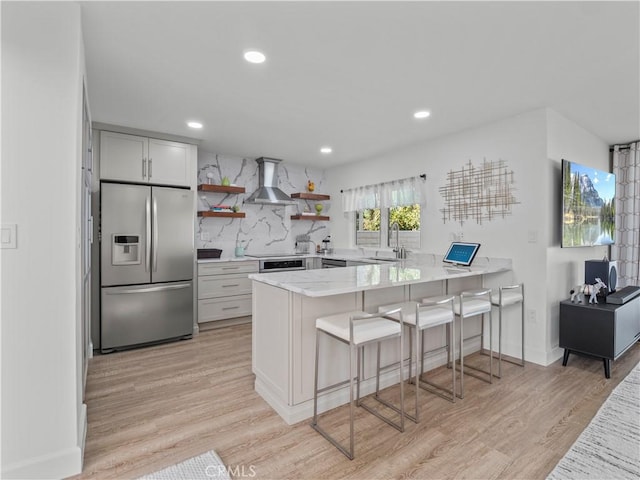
[244,50,266,64]
[413,110,431,119]
[187,121,203,129]
[320,147,332,154]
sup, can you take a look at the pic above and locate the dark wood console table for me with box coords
[559,296,640,378]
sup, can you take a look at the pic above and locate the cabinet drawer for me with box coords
[198,295,252,323]
[198,274,252,299]
[198,261,258,276]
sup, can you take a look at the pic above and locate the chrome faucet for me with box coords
[391,222,407,259]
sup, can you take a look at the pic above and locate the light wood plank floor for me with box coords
[71,324,640,480]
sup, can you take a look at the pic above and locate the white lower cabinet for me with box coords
[197,261,258,323]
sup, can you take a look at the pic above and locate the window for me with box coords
[355,208,381,246]
[355,204,420,249]
[344,175,425,250]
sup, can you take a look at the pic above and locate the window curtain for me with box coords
[342,176,425,212]
[341,184,380,212]
[611,142,640,287]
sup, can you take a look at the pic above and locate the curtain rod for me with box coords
[609,140,640,152]
[340,173,426,193]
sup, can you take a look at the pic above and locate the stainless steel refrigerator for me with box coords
[100,182,194,352]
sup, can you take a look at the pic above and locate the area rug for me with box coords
[139,450,231,480]
[547,362,640,479]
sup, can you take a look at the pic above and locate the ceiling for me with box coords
[80,1,639,167]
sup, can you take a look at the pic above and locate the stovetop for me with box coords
[245,253,305,258]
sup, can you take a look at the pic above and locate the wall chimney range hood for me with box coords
[245,157,296,205]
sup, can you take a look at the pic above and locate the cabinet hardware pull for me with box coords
[152,196,158,272]
[222,284,240,288]
[222,306,240,310]
[142,158,147,178]
[222,266,240,270]
[145,197,151,272]
[108,284,190,294]
[149,158,153,178]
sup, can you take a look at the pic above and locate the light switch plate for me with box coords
[1,224,17,249]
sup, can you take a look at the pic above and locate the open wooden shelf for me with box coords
[291,214,330,221]
[198,184,245,194]
[291,192,330,201]
[198,211,246,218]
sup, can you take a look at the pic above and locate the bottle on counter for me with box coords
[322,235,332,254]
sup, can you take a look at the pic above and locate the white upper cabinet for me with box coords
[147,138,191,186]
[100,131,147,183]
[100,131,195,187]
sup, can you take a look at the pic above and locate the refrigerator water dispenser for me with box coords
[112,234,141,265]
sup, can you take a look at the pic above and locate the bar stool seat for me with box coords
[381,301,453,327]
[378,297,456,423]
[311,307,405,460]
[454,298,491,317]
[317,311,403,345]
[490,284,525,377]
[490,290,523,306]
[426,288,493,399]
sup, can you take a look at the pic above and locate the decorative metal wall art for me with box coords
[439,158,519,225]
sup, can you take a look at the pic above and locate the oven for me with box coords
[259,258,306,273]
[244,253,307,273]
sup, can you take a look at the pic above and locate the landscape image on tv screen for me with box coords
[562,159,616,247]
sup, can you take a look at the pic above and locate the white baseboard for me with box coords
[255,367,408,425]
[1,406,87,479]
[79,402,87,468]
[1,446,82,479]
[254,339,485,425]
[546,345,565,366]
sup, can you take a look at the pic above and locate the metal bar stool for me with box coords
[378,296,456,423]
[491,284,525,378]
[311,307,405,460]
[427,288,492,399]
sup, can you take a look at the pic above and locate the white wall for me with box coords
[545,109,610,364]
[327,108,609,366]
[1,3,85,478]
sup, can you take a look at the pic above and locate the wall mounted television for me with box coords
[562,159,616,247]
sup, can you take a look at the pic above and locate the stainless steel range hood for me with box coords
[245,157,296,205]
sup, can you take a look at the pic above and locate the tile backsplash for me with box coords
[197,151,330,257]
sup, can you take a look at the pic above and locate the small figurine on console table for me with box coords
[570,277,607,304]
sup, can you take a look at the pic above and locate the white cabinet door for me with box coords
[198,274,253,299]
[198,261,259,276]
[100,131,147,183]
[100,131,193,187]
[198,295,252,323]
[148,138,191,187]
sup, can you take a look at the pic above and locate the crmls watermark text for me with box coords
[205,464,257,478]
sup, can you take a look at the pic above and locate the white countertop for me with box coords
[196,252,393,264]
[197,257,260,263]
[248,257,511,297]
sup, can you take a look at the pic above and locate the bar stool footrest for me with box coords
[417,376,456,403]
[455,360,493,383]
[310,423,353,460]
[359,397,404,432]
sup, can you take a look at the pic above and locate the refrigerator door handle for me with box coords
[152,195,159,272]
[145,196,151,272]
[105,283,191,295]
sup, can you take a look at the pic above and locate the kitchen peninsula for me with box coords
[250,255,512,424]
